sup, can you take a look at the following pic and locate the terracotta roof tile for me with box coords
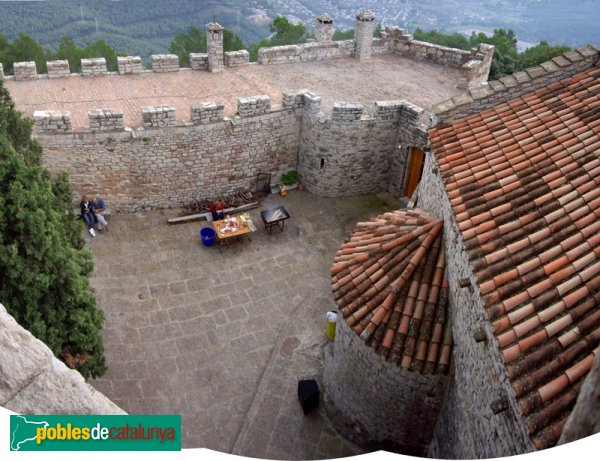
[428,66,600,447]
[331,209,451,375]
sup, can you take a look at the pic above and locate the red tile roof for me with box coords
[330,209,452,375]
[429,66,600,449]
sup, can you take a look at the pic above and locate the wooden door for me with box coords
[404,147,425,198]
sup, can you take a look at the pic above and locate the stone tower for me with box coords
[354,10,376,60]
[315,14,335,42]
[206,22,224,73]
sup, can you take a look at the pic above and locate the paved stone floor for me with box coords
[6,55,464,128]
[89,190,401,457]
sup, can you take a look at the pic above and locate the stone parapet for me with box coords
[117,56,143,74]
[190,53,208,70]
[39,107,299,211]
[224,50,250,67]
[151,54,179,72]
[34,110,72,133]
[13,61,37,80]
[395,39,470,66]
[258,40,354,65]
[88,109,125,131]
[191,102,224,124]
[81,58,107,76]
[433,45,600,123]
[141,106,176,128]
[375,100,405,120]
[237,95,271,117]
[0,303,125,415]
[332,102,363,122]
[371,37,391,55]
[47,60,70,78]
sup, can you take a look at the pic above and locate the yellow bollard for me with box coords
[326,311,338,341]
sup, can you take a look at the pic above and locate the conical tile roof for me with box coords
[331,209,452,375]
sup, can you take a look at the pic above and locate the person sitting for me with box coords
[210,199,225,221]
[91,196,109,233]
[80,196,96,237]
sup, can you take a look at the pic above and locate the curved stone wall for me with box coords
[323,319,449,456]
[298,100,425,198]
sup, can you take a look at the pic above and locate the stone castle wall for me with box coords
[323,319,449,456]
[38,100,299,211]
[387,27,495,89]
[418,154,535,458]
[35,90,419,211]
[433,45,599,123]
[258,40,355,65]
[297,99,403,197]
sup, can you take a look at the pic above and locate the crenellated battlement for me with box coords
[0,15,490,90]
[47,60,70,78]
[81,58,108,76]
[34,85,425,211]
[433,44,599,123]
[151,54,179,73]
[118,56,144,74]
[32,88,426,134]
[13,61,37,80]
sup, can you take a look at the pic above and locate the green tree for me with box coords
[223,29,245,52]
[169,26,206,67]
[269,16,309,45]
[52,37,85,72]
[84,39,121,72]
[250,17,310,61]
[469,29,518,79]
[518,41,570,69]
[333,29,354,41]
[0,33,10,68]
[374,23,383,38]
[413,28,470,50]
[0,82,106,379]
[5,33,48,74]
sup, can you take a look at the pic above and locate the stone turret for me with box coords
[206,22,224,73]
[354,10,376,60]
[315,14,335,42]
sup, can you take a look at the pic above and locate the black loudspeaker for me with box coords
[298,379,320,415]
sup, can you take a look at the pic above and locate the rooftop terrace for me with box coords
[4,55,464,129]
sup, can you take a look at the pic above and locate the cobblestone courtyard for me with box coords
[89,191,400,457]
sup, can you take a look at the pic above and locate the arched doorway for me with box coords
[404,147,425,198]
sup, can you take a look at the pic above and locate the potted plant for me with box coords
[280,170,299,190]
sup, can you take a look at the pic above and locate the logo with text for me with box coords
[10,415,181,451]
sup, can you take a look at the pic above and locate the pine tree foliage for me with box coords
[0,82,106,379]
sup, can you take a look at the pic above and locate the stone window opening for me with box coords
[320,158,325,169]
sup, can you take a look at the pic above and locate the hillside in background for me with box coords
[0,0,270,59]
[0,0,597,60]
[293,0,599,49]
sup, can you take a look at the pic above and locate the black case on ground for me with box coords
[298,379,320,415]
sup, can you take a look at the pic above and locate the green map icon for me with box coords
[10,415,49,451]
